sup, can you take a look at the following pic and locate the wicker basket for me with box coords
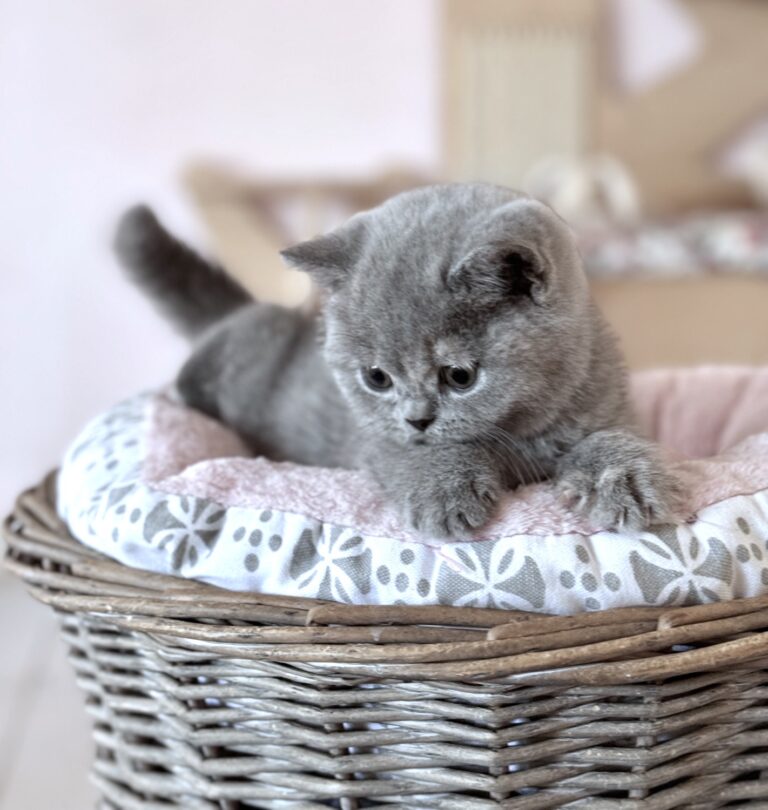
[7,474,768,808]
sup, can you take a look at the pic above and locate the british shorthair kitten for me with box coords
[115,184,681,539]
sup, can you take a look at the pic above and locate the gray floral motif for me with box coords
[107,485,135,510]
[143,496,227,571]
[436,542,545,609]
[288,525,372,602]
[630,525,733,605]
[71,397,146,490]
[71,404,140,464]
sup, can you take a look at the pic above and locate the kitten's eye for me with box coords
[363,366,393,391]
[441,365,477,390]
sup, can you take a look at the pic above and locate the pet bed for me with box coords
[56,366,768,614]
[6,366,768,807]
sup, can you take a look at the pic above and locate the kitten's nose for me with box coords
[406,417,434,432]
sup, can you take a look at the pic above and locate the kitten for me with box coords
[115,183,681,539]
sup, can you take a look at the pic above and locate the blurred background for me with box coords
[4,0,768,514]
[2,1,768,805]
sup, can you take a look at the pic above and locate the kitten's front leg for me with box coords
[365,441,504,539]
[556,428,684,531]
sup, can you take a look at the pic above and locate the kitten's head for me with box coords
[282,184,594,447]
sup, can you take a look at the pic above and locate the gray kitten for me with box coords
[115,184,682,539]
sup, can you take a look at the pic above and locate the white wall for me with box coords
[0,0,438,512]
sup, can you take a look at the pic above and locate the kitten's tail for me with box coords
[114,205,252,338]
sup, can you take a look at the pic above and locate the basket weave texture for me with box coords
[7,474,768,808]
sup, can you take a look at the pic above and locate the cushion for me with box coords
[57,367,768,614]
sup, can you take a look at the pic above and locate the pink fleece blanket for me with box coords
[143,367,768,542]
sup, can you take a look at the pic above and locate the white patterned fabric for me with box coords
[57,369,768,614]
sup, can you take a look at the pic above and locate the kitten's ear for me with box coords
[448,199,564,305]
[449,242,546,304]
[280,216,366,291]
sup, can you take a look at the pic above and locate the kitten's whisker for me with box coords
[513,437,548,482]
[492,424,549,483]
[489,426,549,486]
[479,431,511,479]
[484,426,533,486]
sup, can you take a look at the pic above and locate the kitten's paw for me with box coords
[404,473,500,539]
[557,456,683,532]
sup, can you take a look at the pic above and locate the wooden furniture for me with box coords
[593,276,768,368]
[183,162,429,308]
[442,0,598,191]
[442,0,768,215]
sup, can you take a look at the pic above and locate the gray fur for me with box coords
[116,184,682,538]
[115,205,251,337]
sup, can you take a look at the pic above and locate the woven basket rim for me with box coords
[5,471,768,685]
